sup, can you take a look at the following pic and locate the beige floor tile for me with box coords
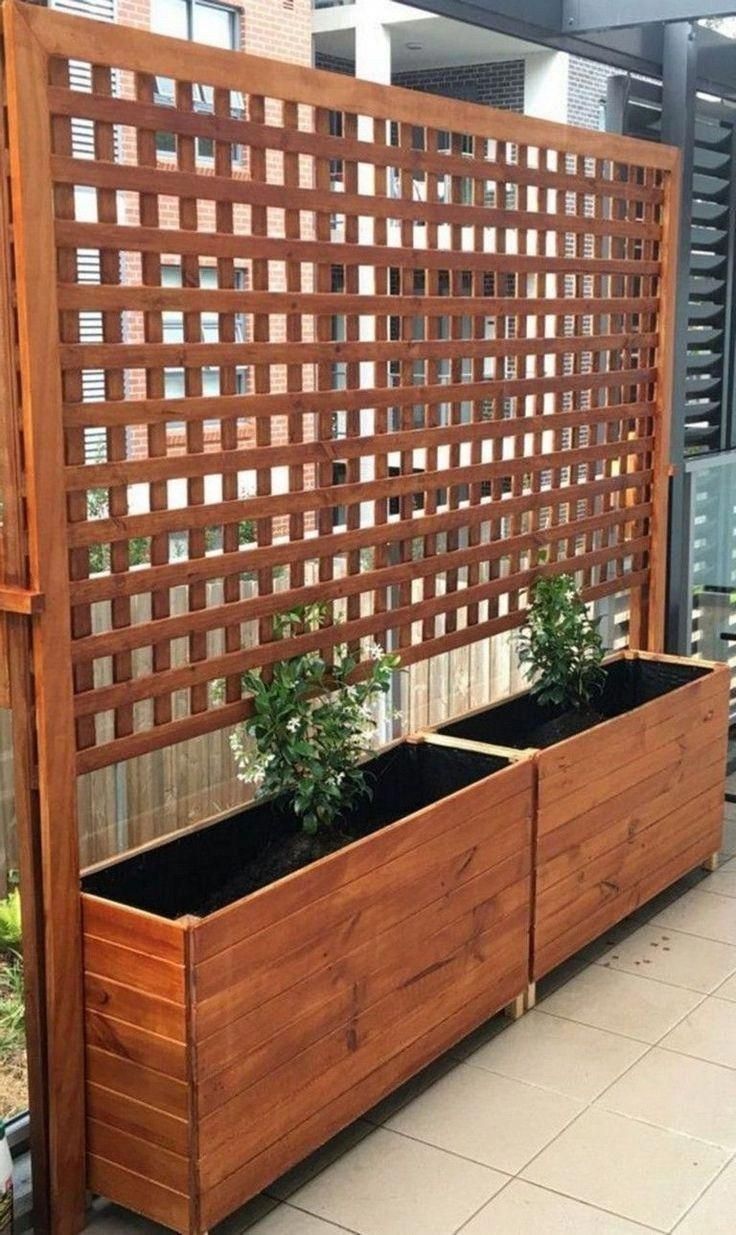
[660,996,736,1068]
[243,1207,351,1235]
[522,1107,729,1231]
[287,1126,507,1235]
[714,971,736,1001]
[362,1052,460,1124]
[461,1180,659,1235]
[701,858,736,900]
[538,965,702,1043]
[384,1062,583,1174]
[596,923,736,994]
[674,1157,736,1234]
[651,888,736,945]
[598,1046,736,1148]
[464,1008,646,1101]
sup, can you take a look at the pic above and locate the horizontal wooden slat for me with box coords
[67,435,654,548]
[84,972,187,1042]
[62,391,657,492]
[71,539,650,722]
[55,219,662,278]
[538,742,727,886]
[28,11,675,167]
[70,519,651,668]
[85,1012,187,1081]
[86,1043,188,1119]
[81,894,185,964]
[68,475,653,608]
[87,1118,189,1194]
[55,285,661,321]
[87,1080,189,1156]
[84,935,185,1004]
[75,573,648,774]
[87,1156,189,1233]
[50,153,664,240]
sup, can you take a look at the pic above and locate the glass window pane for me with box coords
[151,0,188,38]
[193,1,235,48]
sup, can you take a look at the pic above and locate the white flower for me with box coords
[335,771,345,786]
[286,716,301,734]
[368,641,384,661]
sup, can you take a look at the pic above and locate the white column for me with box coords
[354,0,392,85]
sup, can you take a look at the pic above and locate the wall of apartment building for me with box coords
[566,55,613,130]
[393,60,524,112]
[104,0,314,477]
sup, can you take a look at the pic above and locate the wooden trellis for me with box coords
[0,1,680,1230]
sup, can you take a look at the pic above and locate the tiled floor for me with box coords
[84,795,736,1235]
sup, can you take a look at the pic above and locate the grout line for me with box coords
[451,1174,517,1235]
[280,1199,362,1235]
[669,1149,736,1233]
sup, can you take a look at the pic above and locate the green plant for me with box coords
[0,957,24,1064]
[87,487,150,573]
[230,604,399,834]
[517,574,605,711]
[0,888,21,960]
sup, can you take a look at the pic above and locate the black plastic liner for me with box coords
[439,655,711,751]
[82,742,507,919]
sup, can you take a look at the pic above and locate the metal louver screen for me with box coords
[52,0,116,462]
[611,78,736,456]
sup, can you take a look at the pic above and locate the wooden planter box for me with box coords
[434,651,730,985]
[80,741,533,1234]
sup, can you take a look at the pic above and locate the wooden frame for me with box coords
[0,2,683,1230]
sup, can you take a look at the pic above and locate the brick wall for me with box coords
[393,60,525,112]
[315,52,355,75]
[117,0,312,62]
[566,55,614,130]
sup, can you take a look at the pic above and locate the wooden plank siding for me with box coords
[80,759,533,1233]
[532,655,730,980]
[81,896,193,1233]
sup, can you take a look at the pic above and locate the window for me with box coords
[151,0,241,159]
[161,263,247,406]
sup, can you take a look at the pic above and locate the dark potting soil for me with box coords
[82,742,507,919]
[439,655,712,751]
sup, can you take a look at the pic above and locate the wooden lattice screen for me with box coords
[3,2,680,780]
[0,2,681,1229]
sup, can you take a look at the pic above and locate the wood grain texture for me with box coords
[81,896,192,1226]
[3,4,85,1229]
[532,656,729,981]
[81,759,532,1233]
[3,1,680,774]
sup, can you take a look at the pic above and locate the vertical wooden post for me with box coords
[646,151,682,653]
[3,3,86,1231]
[0,20,51,1233]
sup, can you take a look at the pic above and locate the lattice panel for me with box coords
[9,6,679,773]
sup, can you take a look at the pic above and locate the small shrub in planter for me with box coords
[79,608,534,1234]
[433,575,730,985]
